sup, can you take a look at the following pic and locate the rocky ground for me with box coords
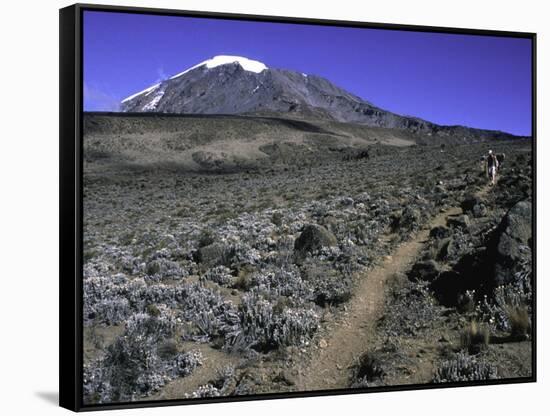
[81,115,533,404]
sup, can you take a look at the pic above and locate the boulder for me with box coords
[294,224,337,255]
[461,195,483,213]
[430,271,465,306]
[431,248,492,306]
[461,195,487,218]
[437,233,472,261]
[431,201,532,304]
[436,238,453,260]
[430,226,452,240]
[472,203,488,218]
[492,201,532,286]
[408,260,441,282]
[447,215,470,229]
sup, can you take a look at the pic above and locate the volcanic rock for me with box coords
[461,195,487,218]
[408,260,441,282]
[447,215,471,229]
[294,224,337,255]
[430,226,452,240]
[492,201,532,286]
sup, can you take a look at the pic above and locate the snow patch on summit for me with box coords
[170,55,267,80]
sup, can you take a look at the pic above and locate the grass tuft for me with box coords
[506,305,530,339]
[460,320,489,354]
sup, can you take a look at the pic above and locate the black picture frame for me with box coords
[60,3,537,412]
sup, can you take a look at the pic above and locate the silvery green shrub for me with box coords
[83,313,202,404]
[227,292,319,352]
[433,352,497,383]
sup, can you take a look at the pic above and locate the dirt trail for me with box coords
[296,186,491,391]
[148,342,237,401]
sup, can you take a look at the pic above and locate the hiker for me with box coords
[486,150,499,185]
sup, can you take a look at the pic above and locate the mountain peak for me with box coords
[121,56,268,103]
[170,55,268,80]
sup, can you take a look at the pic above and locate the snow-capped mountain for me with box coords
[120,55,436,131]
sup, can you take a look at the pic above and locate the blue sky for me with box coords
[83,10,532,136]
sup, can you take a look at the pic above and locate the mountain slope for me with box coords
[119,55,525,141]
[83,112,414,172]
[120,55,434,131]
[83,111,530,175]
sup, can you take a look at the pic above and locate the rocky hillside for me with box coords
[84,112,527,174]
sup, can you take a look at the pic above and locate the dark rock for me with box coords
[435,238,452,260]
[501,201,531,243]
[461,194,487,218]
[294,224,337,255]
[408,260,441,282]
[492,201,532,286]
[447,215,470,229]
[432,248,495,305]
[430,226,452,239]
[430,271,465,306]
[437,235,471,262]
[460,195,482,212]
[472,203,488,218]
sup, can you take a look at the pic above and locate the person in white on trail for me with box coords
[486,149,499,186]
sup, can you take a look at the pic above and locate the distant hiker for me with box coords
[486,150,499,185]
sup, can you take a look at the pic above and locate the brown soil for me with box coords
[148,342,237,401]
